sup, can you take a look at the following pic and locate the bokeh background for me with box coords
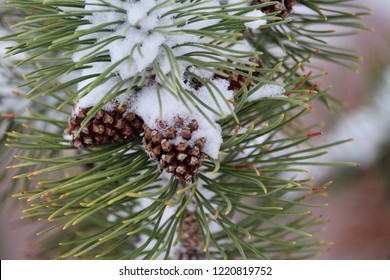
[1,0,389,259]
[309,0,390,259]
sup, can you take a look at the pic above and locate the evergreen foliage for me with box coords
[0,0,369,259]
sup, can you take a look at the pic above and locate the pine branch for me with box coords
[2,70,355,259]
[0,0,367,259]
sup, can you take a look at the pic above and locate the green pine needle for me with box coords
[0,0,367,259]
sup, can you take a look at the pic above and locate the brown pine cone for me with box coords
[217,57,264,93]
[142,117,207,182]
[178,211,204,260]
[65,106,144,148]
[253,0,297,18]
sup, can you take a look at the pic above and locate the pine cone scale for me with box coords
[142,117,207,182]
[66,106,144,148]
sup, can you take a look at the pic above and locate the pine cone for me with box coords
[217,57,264,93]
[65,106,144,148]
[142,117,207,182]
[253,0,297,18]
[178,211,204,260]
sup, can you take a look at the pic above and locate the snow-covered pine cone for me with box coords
[142,117,207,182]
[178,211,204,260]
[253,0,297,18]
[66,106,144,148]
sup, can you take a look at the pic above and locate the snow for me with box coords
[247,84,285,101]
[125,2,156,26]
[244,10,267,30]
[76,0,221,79]
[74,67,285,159]
[132,78,236,159]
[74,76,124,113]
[75,0,269,80]
[71,0,284,159]
[187,66,215,80]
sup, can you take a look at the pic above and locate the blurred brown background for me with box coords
[1,0,390,259]
[310,0,390,259]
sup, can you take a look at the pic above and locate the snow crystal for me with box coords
[74,75,124,113]
[187,66,215,80]
[244,10,267,30]
[247,84,285,101]
[132,79,235,127]
[195,78,235,121]
[125,2,156,26]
